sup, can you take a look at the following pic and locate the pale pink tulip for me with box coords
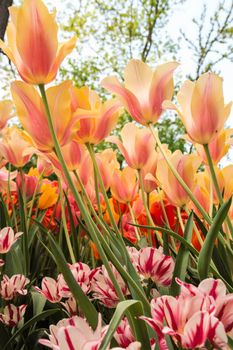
[34,277,62,303]
[0,227,23,254]
[0,274,30,300]
[58,262,93,298]
[96,149,120,190]
[107,123,155,169]
[110,167,139,204]
[91,263,129,308]
[0,100,14,129]
[39,314,108,350]
[156,150,201,207]
[163,72,232,144]
[0,304,27,327]
[114,318,135,348]
[102,59,178,125]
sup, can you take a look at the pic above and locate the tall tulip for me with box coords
[110,167,139,204]
[156,150,201,207]
[102,59,178,125]
[0,0,76,84]
[11,81,79,152]
[0,100,14,129]
[164,73,232,144]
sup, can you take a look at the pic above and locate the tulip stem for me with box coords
[19,167,29,276]
[203,143,233,239]
[138,169,163,245]
[127,202,141,241]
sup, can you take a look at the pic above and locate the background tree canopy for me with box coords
[0,0,232,152]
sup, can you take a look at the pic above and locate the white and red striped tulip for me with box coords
[111,343,141,350]
[61,296,77,316]
[58,262,93,298]
[34,277,62,303]
[0,304,27,327]
[39,314,108,350]
[131,247,174,287]
[114,318,135,348]
[0,274,29,300]
[91,263,129,308]
[0,227,23,254]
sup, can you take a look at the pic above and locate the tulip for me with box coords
[115,318,136,348]
[16,171,38,198]
[107,123,156,169]
[164,72,232,144]
[38,181,58,210]
[0,0,76,84]
[71,86,122,144]
[11,81,80,152]
[0,274,30,300]
[91,263,129,308]
[102,59,178,125]
[0,227,23,254]
[0,100,14,129]
[0,304,27,327]
[0,126,33,167]
[110,167,139,204]
[156,150,201,207]
[58,262,93,298]
[34,277,62,303]
[96,149,120,191]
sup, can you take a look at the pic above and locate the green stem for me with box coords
[203,143,233,239]
[138,169,163,245]
[127,202,141,241]
[19,167,29,276]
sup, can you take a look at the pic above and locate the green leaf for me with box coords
[3,309,60,350]
[198,198,232,280]
[170,212,193,296]
[4,240,24,276]
[99,300,151,350]
[31,291,46,316]
[47,234,98,329]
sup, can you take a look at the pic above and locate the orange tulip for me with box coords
[0,126,33,167]
[70,86,122,144]
[38,181,58,210]
[96,149,120,191]
[102,59,178,125]
[110,167,139,204]
[0,0,76,84]
[0,100,14,130]
[156,150,201,207]
[192,129,233,165]
[107,122,156,169]
[11,81,79,152]
[164,73,232,144]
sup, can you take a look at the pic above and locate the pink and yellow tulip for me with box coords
[0,0,76,84]
[102,59,178,125]
[110,167,139,204]
[0,100,14,129]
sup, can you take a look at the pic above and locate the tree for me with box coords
[0,0,13,42]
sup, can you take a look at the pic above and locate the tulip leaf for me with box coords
[3,309,60,350]
[170,212,193,296]
[198,198,232,280]
[47,233,99,329]
[99,300,151,350]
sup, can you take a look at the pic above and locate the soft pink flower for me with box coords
[115,318,135,348]
[58,262,93,298]
[0,274,30,300]
[39,314,108,350]
[129,247,174,287]
[110,167,139,204]
[34,277,62,303]
[0,304,27,327]
[0,227,23,254]
[102,59,178,125]
[91,263,128,308]
[107,123,155,170]
[61,297,77,316]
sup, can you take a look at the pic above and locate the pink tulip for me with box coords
[61,297,77,316]
[156,150,201,207]
[0,304,27,327]
[16,171,38,198]
[110,167,139,204]
[91,263,129,308]
[163,72,232,144]
[111,343,141,350]
[58,262,93,298]
[128,247,174,286]
[114,318,135,348]
[102,59,178,125]
[0,227,23,254]
[71,86,122,145]
[34,277,62,303]
[39,314,108,350]
[0,274,30,300]
[107,123,155,169]
[96,149,120,191]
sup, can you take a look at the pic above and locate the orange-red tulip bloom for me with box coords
[102,59,178,125]
[0,0,76,84]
